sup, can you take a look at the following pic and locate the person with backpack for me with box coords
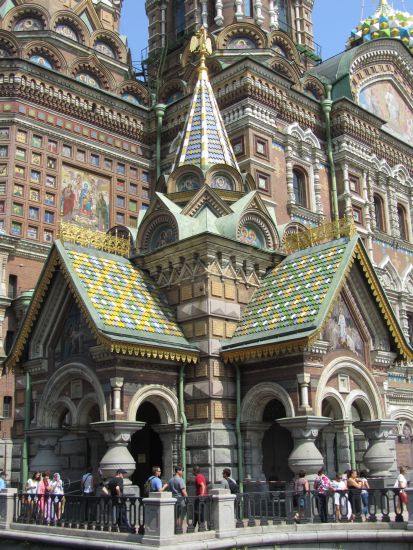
[221,468,238,494]
[144,466,168,496]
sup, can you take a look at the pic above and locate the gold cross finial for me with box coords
[190,26,212,74]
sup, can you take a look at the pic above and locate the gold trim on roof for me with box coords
[284,217,357,254]
[58,222,131,258]
[223,338,309,364]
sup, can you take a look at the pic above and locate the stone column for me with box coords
[332,420,351,474]
[210,488,237,538]
[354,420,398,478]
[321,429,336,478]
[110,377,123,412]
[269,0,278,30]
[215,0,224,26]
[29,428,65,473]
[242,422,270,483]
[297,373,311,413]
[235,0,244,21]
[254,0,264,26]
[152,423,181,482]
[200,0,208,27]
[277,416,331,478]
[91,420,144,495]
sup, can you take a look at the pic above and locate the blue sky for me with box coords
[120,1,412,63]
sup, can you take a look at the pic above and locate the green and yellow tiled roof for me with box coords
[173,64,239,172]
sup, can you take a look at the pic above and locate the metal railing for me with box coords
[234,489,408,526]
[174,495,213,534]
[14,494,145,534]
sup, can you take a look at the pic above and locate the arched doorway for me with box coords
[128,401,163,491]
[262,399,294,484]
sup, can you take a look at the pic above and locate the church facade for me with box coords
[1,0,413,490]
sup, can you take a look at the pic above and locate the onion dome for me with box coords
[347,0,413,54]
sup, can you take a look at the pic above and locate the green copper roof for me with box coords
[173,65,239,172]
[224,237,357,350]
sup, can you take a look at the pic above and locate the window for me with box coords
[0,183,5,194]
[44,193,55,206]
[255,137,268,158]
[116,196,125,208]
[31,135,43,148]
[104,158,113,170]
[231,137,244,156]
[0,146,8,157]
[44,210,55,224]
[142,170,150,183]
[46,175,56,188]
[13,184,24,197]
[130,167,138,179]
[117,163,126,176]
[44,229,53,243]
[116,212,125,224]
[292,169,307,207]
[244,0,253,17]
[0,128,9,139]
[129,216,137,228]
[256,171,269,192]
[129,199,137,212]
[8,275,17,299]
[15,166,25,178]
[30,188,40,201]
[27,226,38,239]
[91,153,100,167]
[349,174,361,194]
[47,139,58,154]
[397,204,408,241]
[31,152,42,166]
[353,206,363,225]
[16,130,27,144]
[12,202,23,216]
[62,144,72,157]
[175,0,185,35]
[76,149,86,162]
[11,221,22,236]
[373,194,385,232]
[15,148,26,161]
[3,396,12,418]
[47,157,57,170]
[31,169,41,184]
[141,188,149,200]
[116,180,125,192]
[129,183,138,195]
[0,201,4,214]
[0,165,6,177]
[29,206,39,220]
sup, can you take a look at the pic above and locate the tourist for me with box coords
[314,468,330,523]
[394,466,408,515]
[25,472,41,517]
[330,473,346,522]
[359,470,370,519]
[347,469,363,521]
[145,466,168,494]
[192,465,207,529]
[49,472,64,521]
[221,468,238,494]
[37,472,50,521]
[81,466,95,496]
[0,471,6,491]
[168,466,187,530]
[293,470,309,522]
[107,469,135,533]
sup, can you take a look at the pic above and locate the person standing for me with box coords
[145,466,168,494]
[168,466,187,531]
[81,466,95,495]
[192,465,207,529]
[0,471,7,491]
[49,472,64,521]
[221,468,238,493]
[107,469,135,533]
[359,470,370,519]
[294,470,310,522]
[347,469,363,521]
[314,468,330,523]
[395,466,408,515]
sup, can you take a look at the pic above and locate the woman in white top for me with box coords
[395,466,408,514]
[49,472,64,520]
[26,471,41,495]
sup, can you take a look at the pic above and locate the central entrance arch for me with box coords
[262,399,294,484]
[128,402,163,491]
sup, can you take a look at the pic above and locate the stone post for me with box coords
[29,428,65,473]
[110,377,124,412]
[215,0,224,26]
[277,416,331,479]
[297,373,311,413]
[0,488,18,529]
[91,420,145,496]
[354,420,398,479]
[142,491,176,546]
[210,488,237,538]
[332,420,351,474]
[242,421,270,484]
[152,423,181,482]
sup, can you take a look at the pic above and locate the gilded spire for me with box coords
[173,28,239,173]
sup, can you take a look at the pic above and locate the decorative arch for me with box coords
[48,396,77,429]
[237,211,278,250]
[269,57,300,83]
[315,357,384,419]
[91,29,128,62]
[347,391,374,421]
[51,10,89,44]
[285,122,321,149]
[159,79,187,105]
[4,5,50,31]
[205,164,244,193]
[77,393,101,427]
[127,384,179,424]
[370,156,392,177]
[373,193,386,232]
[378,257,402,292]
[70,54,115,91]
[23,41,68,72]
[139,213,179,253]
[36,363,107,428]
[301,76,325,101]
[392,164,412,185]
[401,265,413,295]
[321,391,346,420]
[281,221,307,249]
[216,22,267,50]
[167,165,204,194]
[0,31,19,57]
[118,80,149,107]
[241,382,295,422]
[268,30,300,63]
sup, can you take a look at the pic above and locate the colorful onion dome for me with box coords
[347,0,413,54]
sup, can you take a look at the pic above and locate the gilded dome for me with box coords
[347,0,413,54]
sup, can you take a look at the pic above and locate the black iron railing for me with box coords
[174,495,213,534]
[14,494,145,534]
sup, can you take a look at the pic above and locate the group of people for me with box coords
[25,471,65,520]
[308,466,409,523]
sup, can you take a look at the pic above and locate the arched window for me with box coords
[8,274,17,299]
[292,168,307,208]
[3,396,12,418]
[373,194,385,232]
[278,0,289,31]
[397,204,408,241]
[244,0,253,17]
[175,0,185,36]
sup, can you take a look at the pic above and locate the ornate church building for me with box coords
[1,0,413,490]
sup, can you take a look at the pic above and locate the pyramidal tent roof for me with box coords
[222,236,413,363]
[173,61,239,172]
[5,241,198,370]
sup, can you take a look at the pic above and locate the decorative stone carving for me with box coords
[354,420,398,478]
[29,429,65,473]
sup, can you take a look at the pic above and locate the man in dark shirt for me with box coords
[168,466,187,531]
[108,469,134,533]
